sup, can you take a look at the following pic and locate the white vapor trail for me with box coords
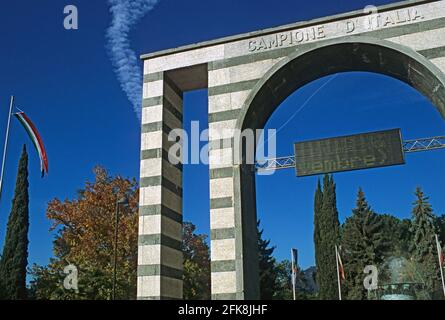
[106,0,159,120]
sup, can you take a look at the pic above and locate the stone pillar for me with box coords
[137,73,184,300]
[207,65,260,299]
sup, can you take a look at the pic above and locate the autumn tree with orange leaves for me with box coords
[29,167,139,300]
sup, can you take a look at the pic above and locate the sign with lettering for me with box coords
[294,129,405,177]
[246,7,424,53]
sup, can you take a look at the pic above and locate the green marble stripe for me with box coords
[163,97,183,122]
[208,79,257,96]
[209,138,233,150]
[164,73,183,98]
[142,96,163,108]
[211,227,235,240]
[211,260,236,273]
[141,122,173,134]
[140,176,183,197]
[209,46,296,71]
[210,197,233,209]
[139,204,182,223]
[419,45,445,59]
[212,293,237,300]
[141,97,183,124]
[138,234,182,251]
[143,72,163,83]
[210,167,233,179]
[140,148,183,172]
[208,109,240,123]
[141,148,162,160]
[137,264,183,280]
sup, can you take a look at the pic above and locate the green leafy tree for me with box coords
[0,145,30,300]
[314,175,340,300]
[341,188,390,300]
[182,222,210,300]
[409,187,440,297]
[274,260,293,300]
[258,220,278,300]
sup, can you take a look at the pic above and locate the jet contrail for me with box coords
[106,0,159,120]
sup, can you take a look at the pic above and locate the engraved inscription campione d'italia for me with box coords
[248,8,424,52]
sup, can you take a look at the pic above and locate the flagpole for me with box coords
[291,249,296,301]
[335,245,342,301]
[0,96,14,202]
[435,234,445,298]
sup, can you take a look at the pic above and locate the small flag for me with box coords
[14,111,48,177]
[336,246,345,281]
[436,235,444,268]
[291,248,298,285]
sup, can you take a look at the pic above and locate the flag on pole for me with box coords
[291,248,298,300]
[435,234,445,297]
[14,111,48,177]
[437,236,445,267]
[336,246,345,282]
[291,248,298,283]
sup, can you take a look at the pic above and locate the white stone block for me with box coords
[138,244,161,265]
[211,239,236,261]
[141,131,163,150]
[209,59,283,87]
[388,27,445,51]
[139,185,162,206]
[209,90,251,113]
[210,177,234,199]
[211,271,237,294]
[432,56,445,73]
[140,158,162,178]
[142,105,163,125]
[210,207,235,230]
[209,119,237,141]
[143,80,163,99]
[139,215,182,241]
[209,148,233,169]
[138,275,161,297]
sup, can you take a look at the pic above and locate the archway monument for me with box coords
[137,0,445,300]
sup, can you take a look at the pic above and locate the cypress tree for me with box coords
[0,145,30,300]
[315,175,340,300]
[313,179,323,296]
[341,188,389,300]
[257,220,278,299]
[410,187,439,294]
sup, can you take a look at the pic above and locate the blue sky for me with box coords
[0,0,444,272]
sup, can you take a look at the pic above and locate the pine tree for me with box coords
[257,220,278,299]
[341,188,389,300]
[410,187,439,295]
[0,145,30,300]
[314,175,340,300]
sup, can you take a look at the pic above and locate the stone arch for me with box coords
[237,36,445,133]
[232,36,445,299]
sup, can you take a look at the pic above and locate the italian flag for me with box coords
[14,111,48,177]
[336,246,346,282]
